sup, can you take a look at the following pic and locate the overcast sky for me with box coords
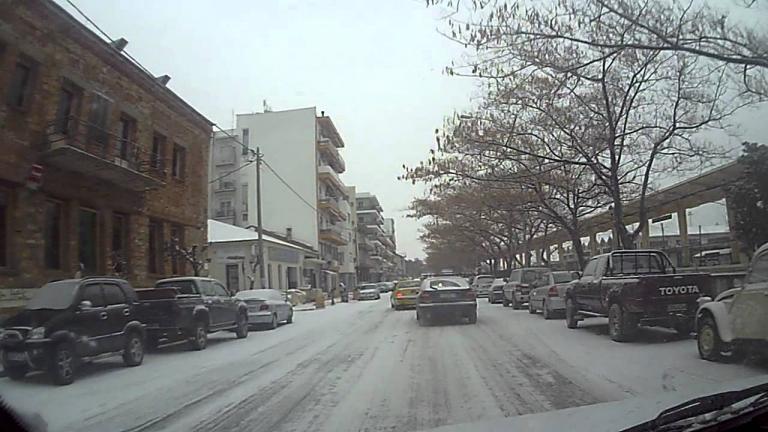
[55,0,476,259]
[55,0,767,259]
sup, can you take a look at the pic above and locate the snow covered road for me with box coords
[1,295,766,432]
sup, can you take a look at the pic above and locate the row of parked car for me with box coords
[0,276,296,385]
[469,244,768,362]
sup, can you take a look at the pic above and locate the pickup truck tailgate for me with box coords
[631,273,711,315]
[135,288,200,328]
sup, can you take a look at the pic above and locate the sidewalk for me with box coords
[294,298,358,311]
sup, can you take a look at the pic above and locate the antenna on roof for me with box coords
[263,99,272,112]
[110,37,128,52]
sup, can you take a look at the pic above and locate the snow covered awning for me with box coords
[207,220,316,255]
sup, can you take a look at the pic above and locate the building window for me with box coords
[151,133,166,171]
[241,128,250,155]
[112,213,127,274]
[117,114,136,161]
[87,93,110,147]
[78,208,98,274]
[218,201,233,218]
[170,224,184,275]
[54,81,81,135]
[172,144,186,178]
[0,191,8,267]
[44,200,63,269]
[148,219,163,274]
[6,56,36,109]
[226,264,239,292]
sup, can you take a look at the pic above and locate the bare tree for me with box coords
[166,237,206,277]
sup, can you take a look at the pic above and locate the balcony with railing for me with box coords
[319,222,348,246]
[214,180,237,193]
[317,164,347,197]
[41,115,163,191]
[317,137,346,173]
[318,195,346,222]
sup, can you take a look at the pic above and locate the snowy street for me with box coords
[1,294,766,432]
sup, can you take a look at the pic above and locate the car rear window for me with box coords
[522,269,550,284]
[552,272,574,284]
[476,276,494,284]
[611,253,666,275]
[427,278,468,289]
[396,280,420,288]
[156,280,197,295]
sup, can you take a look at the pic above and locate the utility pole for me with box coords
[255,147,266,289]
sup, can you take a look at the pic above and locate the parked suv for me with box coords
[696,242,768,361]
[0,277,146,385]
[136,277,249,350]
[502,268,552,309]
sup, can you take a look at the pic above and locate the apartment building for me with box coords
[339,186,358,289]
[0,0,212,300]
[209,129,249,226]
[211,107,355,291]
[356,193,401,282]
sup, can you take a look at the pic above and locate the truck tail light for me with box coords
[548,286,559,297]
[259,304,269,311]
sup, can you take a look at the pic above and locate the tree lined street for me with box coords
[2,296,764,432]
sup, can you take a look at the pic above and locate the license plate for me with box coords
[6,351,26,361]
[441,293,458,299]
[667,304,687,312]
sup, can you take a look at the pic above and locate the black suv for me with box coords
[0,277,146,385]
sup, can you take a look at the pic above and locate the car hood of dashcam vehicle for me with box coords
[423,376,768,432]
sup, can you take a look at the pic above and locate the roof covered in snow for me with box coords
[207,220,316,253]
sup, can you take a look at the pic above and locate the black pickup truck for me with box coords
[0,277,146,385]
[136,277,249,350]
[565,250,711,342]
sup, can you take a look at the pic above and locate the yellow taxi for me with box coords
[390,279,422,310]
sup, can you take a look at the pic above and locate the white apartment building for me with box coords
[209,129,249,226]
[208,107,355,291]
[339,186,358,289]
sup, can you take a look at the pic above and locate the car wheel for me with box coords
[235,312,249,339]
[188,320,208,351]
[146,334,160,352]
[468,310,478,324]
[565,298,578,329]
[543,301,552,320]
[267,313,278,330]
[674,321,694,338]
[287,309,294,324]
[608,303,636,342]
[122,331,145,367]
[49,342,76,385]
[5,364,28,381]
[697,315,724,361]
[528,301,536,314]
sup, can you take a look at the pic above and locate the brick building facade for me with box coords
[0,0,212,294]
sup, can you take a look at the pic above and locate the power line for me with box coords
[208,160,256,184]
[262,160,318,212]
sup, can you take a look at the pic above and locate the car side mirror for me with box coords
[78,300,93,310]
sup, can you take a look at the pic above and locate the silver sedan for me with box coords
[528,271,580,319]
[235,289,294,330]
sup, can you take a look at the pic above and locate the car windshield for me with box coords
[552,272,574,284]
[25,281,78,310]
[5,1,768,430]
[156,280,197,295]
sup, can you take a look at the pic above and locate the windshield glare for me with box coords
[25,281,78,310]
[4,1,768,430]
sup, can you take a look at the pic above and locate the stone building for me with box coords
[0,0,212,304]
